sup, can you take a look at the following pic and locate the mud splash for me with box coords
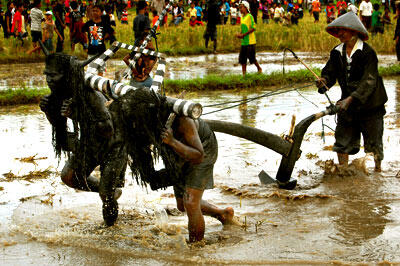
[1,78,400,264]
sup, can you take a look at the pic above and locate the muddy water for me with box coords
[0,52,398,89]
[1,79,400,264]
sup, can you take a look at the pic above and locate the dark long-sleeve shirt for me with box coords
[321,40,387,114]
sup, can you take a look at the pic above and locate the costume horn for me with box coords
[79,53,101,68]
[38,40,50,56]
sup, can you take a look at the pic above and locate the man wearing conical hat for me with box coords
[316,12,388,172]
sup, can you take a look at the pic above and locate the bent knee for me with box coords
[61,167,74,187]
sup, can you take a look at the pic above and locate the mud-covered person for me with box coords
[82,4,112,76]
[119,88,239,243]
[39,53,126,226]
[133,0,150,46]
[316,12,388,171]
[160,113,239,243]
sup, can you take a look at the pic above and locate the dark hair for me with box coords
[114,89,181,188]
[152,10,158,16]
[373,3,380,11]
[33,0,41,7]
[137,0,147,11]
[93,4,104,11]
[70,0,78,10]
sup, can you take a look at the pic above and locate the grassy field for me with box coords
[2,63,399,106]
[0,9,397,62]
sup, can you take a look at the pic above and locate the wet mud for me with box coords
[0,52,398,89]
[1,77,400,264]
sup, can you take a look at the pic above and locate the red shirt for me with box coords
[152,15,160,30]
[11,10,22,33]
[326,5,336,18]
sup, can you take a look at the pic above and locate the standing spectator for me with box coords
[204,0,219,53]
[11,3,27,46]
[27,10,63,54]
[311,0,321,23]
[42,11,62,52]
[218,1,225,24]
[133,0,150,46]
[0,3,5,38]
[79,0,86,17]
[382,6,391,28]
[151,10,160,29]
[249,0,258,23]
[395,3,400,61]
[121,7,129,24]
[347,2,358,14]
[224,0,230,24]
[172,0,184,26]
[83,4,111,76]
[187,1,197,22]
[70,0,87,51]
[195,1,203,22]
[359,0,373,30]
[273,3,284,23]
[291,5,300,25]
[371,3,384,35]
[236,1,262,76]
[86,0,95,21]
[29,0,44,54]
[230,2,238,25]
[53,0,66,52]
[336,0,347,17]
[326,0,336,23]
[261,0,270,24]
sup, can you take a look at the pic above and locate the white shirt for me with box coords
[230,7,237,18]
[347,4,358,14]
[335,38,364,65]
[359,1,373,16]
[274,7,284,18]
[30,7,44,31]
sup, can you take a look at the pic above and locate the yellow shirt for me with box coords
[241,13,256,45]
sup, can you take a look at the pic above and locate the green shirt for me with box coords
[241,13,256,46]
[371,10,382,27]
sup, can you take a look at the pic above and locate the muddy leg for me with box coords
[61,158,98,191]
[99,146,127,226]
[374,154,382,172]
[182,188,205,242]
[176,188,237,242]
[337,153,349,166]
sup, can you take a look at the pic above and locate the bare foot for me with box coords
[258,68,262,74]
[218,207,242,226]
[374,166,382,172]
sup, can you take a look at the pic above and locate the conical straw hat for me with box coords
[326,12,369,41]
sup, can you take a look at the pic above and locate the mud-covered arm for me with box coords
[350,51,379,105]
[161,117,204,164]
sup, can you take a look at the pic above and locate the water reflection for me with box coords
[238,95,259,127]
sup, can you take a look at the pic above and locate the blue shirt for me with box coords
[195,6,202,17]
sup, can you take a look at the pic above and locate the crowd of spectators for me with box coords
[0,0,397,55]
